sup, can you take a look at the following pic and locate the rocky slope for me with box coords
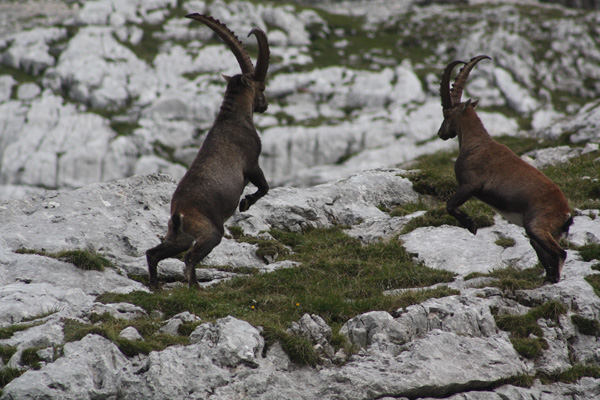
[1,0,599,198]
[1,0,600,399]
[0,167,599,399]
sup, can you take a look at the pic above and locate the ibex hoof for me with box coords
[239,198,251,212]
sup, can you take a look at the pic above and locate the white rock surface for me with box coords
[0,168,597,399]
[1,2,600,399]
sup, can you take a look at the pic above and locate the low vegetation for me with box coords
[571,315,600,336]
[63,314,189,357]
[15,248,112,271]
[494,301,567,359]
[0,322,44,340]
[98,227,457,364]
[465,265,546,292]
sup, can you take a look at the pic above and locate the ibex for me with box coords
[437,55,572,283]
[147,14,270,289]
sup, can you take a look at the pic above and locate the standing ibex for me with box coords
[437,55,572,283]
[147,14,270,289]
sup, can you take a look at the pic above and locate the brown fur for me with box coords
[438,58,571,283]
[146,20,270,289]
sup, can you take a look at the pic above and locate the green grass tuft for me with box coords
[15,248,112,271]
[62,316,189,357]
[0,368,22,389]
[542,152,600,210]
[263,328,319,367]
[540,365,600,384]
[0,322,43,340]
[96,228,457,363]
[400,203,495,234]
[496,314,543,339]
[407,151,458,202]
[495,301,567,359]
[495,237,516,248]
[387,200,429,217]
[585,274,600,298]
[236,235,290,262]
[55,250,112,271]
[500,374,535,388]
[575,244,600,262]
[510,337,548,359]
[465,265,546,291]
[20,347,43,370]
[0,346,17,364]
[571,315,600,336]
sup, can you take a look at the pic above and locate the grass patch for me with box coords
[495,237,516,248]
[20,347,43,370]
[0,322,43,340]
[541,152,600,210]
[496,314,543,339]
[406,150,458,202]
[63,314,189,357]
[495,301,567,359]
[393,286,460,310]
[400,203,495,234]
[510,337,548,359]
[541,365,600,384]
[571,315,600,336]
[386,200,429,217]
[236,235,291,263]
[263,328,319,367]
[15,248,112,271]
[96,228,457,364]
[0,368,22,389]
[585,274,600,298]
[575,244,600,262]
[0,346,17,364]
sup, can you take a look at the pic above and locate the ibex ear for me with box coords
[240,75,252,87]
[472,99,479,109]
[460,99,472,113]
[221,74,231,82]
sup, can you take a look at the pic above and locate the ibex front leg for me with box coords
[239,166,269,212]
[447,184,479,235]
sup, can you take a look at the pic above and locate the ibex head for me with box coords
[186,14,270,113]
[437,55,491,140]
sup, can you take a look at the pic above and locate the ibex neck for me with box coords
[215,92,254,126]
[457,108,492,150]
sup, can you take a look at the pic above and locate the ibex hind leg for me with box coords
[527,228,566,284]
[146,236,193,289]
[183,224,223,289]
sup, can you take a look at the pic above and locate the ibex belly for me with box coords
[490,206,524,227]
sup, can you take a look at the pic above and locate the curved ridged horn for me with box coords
[440,60,465,109]
[450,55,492,106]
[248,28,269,83]
[186,13,254,75]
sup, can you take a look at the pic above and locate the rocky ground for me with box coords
[1,0,600,399]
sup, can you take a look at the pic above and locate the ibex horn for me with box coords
[440,60,465,109]
[248,28,269,83]
[450,55,492,106]
[186,13,254,75]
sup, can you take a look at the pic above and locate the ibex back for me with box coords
[146,14,270,289]
[437,55,572,283]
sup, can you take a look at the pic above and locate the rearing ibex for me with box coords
[147,14,270,289]
[438,55,572,283]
